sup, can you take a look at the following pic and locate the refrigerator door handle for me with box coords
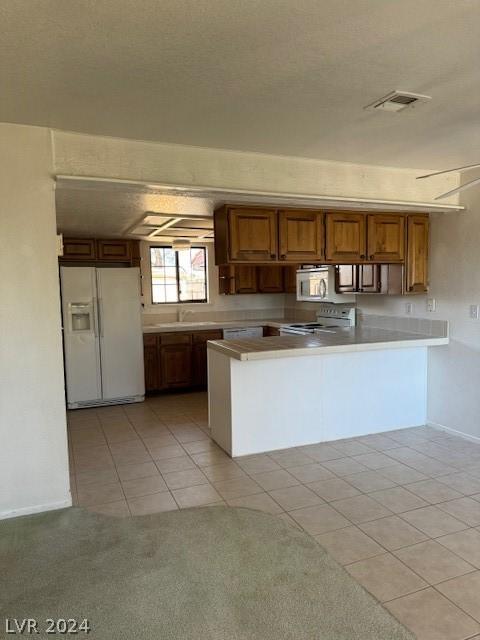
[93,297,99,337]
[98,298,104,337]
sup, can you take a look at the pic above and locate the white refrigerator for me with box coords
[60,266,145,409]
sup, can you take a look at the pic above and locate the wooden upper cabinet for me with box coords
[234,265,258,294]
[325,212,366,262]
[406,215,429,293]
[278,210,324,262]
[62,238,97,261]
[257,266,284,293]
[336,265,357,293]
[97,239,131,262]
[358,264,381,293]
[367,214,405,262]
[283,265,298,293]
[228,208,278,262]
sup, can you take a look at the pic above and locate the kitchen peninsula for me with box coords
[207,328,449,457]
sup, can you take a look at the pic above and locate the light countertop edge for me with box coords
[142,319,289,334]
[207,335,449,361]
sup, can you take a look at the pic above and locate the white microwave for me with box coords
[296,267,355,303]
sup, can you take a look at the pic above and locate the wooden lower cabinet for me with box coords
[144,329,222,392]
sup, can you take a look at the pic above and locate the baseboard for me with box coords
[427,420,480,444]
[0,497,72,521]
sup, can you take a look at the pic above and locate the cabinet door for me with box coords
[406,215,429,293]
[278,210,324,261]
[218,265,235,295]
[61,238,97,261]
[367,214,405,262]
[228,208,278,261]
[97,239,131,262]
[160,344,192,388]
[234,265,258,293]
[143,335,160,392]
[192,331,223,387]
[283,265,298,293]
[335,265,357,292]
[264,326,280,336]
[325,213,366,262]
[258,266,284,293]
[358,264,381,293]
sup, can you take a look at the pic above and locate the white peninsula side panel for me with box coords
[208,347,427,457]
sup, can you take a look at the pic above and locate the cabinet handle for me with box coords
[369,254,374,260]
[360,254,366,259]
[280,254,286,260]
[270,254,276,259]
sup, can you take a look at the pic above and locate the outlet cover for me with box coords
[470,304,479,320]
[427,298,436,312]
[405,302,414,315]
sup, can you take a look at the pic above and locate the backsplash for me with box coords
[142,306,287,326]
[357,311,449,338]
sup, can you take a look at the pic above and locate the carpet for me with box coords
[0,506,413,639]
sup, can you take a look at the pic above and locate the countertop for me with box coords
[207,327,449,361]
[142,319,292,334]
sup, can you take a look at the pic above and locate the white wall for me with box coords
[359,196,480,439]
[0,124,70,518]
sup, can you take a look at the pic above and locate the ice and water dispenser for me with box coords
[69,302,93,332]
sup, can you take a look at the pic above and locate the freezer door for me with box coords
[96,268,145,400]
[60,267,102,405]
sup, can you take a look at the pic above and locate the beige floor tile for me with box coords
[360,515,428,550]
[173,428,209,444]
[87,499,130,517]
[298,443,344,462]
[437,529,480,568]
[128,491,178,515]
[438,497,480,527]
[351,451,397,470]
[437,473,480,496]
[345,553,427,602]
[121,474,169,499]
[401,506,468,538]
[102,425,139,444]
[394,540,474,584]
[213,476,262,500]
[163,468,208,490]
[358,434,400,451]
[315,525,384,565]
[405,479,463,504]
[77,482,125,507]
[201,462,247,482]
[235,455,281,474]
[332,494,392,524]
[385,587,480,640]
[148,444,185,461]
[346,470,397,493]
[329,440,373,456]
[172,484,222,508]
[369,486,429,513]
[277,511,302,529]
[321,457,369,477]
[287,463,335,483]
[268,450,315,468]
[75,467,119,487]
[251,469,299,491]
[268,485,323,510]
[134,424,169,437]
[70,427,107,448]
[379,463,428,484]
[288,503,350,535]
[307,477,360,502]
[74,445,114,471]
[182,440,219,454]
[155,455,196,474]
[116,461,159,482]
[228,492,283,515]
[191,449,231,467]
[437,571,480,624]
[142,434,178,450]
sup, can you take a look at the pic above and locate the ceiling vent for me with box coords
[365,91,431,113]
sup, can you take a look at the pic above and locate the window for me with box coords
[150,246,207,304]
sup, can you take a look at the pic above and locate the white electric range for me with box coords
[280,305,356,336]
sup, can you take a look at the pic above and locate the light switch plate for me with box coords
[470,304,479,320]
[405,302,414,315]
[427,298,436,312]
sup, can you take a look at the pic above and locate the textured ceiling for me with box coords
[4,0,479,169]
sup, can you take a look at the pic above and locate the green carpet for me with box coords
[0,506,413,639]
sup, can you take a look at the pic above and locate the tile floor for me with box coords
[68,391,480,640]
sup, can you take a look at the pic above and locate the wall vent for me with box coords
[365,91,431,113]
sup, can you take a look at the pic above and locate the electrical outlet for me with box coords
[405,302,414,315]
[470,304,479,320]
[427,298,436,312]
